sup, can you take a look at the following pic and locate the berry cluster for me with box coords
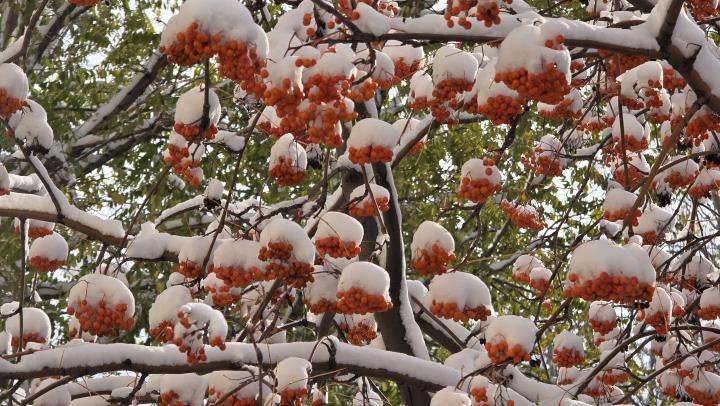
[474,95,524,125]
[315,237,361,258]
[204,282,241,307]
[348,145,394,165]
[589,318,617,335]
[485,339,532,364]
[29,255,65,273]
[158,391,186,406]
[689,177,720,199]
[603,207,641,226]
[259,241,314,288]
[410,244,455,276]
[429,301,491,322]
[552,347,584,367]
[10,332,46,350]
[174,310,226,364]
[304,297,337,314]
[685,384,720,406]
[0,88,27,118]
[280,388,308,406]
[268,156,307,187]
[208,387,255,406]
[348,196,389,217]
[500,200,545,230]
[177,260,205,279]
[66,299,134,337]
[697,304,720,320]
[495,64,570,104]
[522,149,563,178]
[149,320,175,344]
[336,287,392,314]
[564,272,654,304]
[340,321,378,345]
[212,264,264,288]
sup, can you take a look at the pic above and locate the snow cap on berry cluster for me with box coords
[347,118,401,151]
[69,273,135,319]
[411,221,455,254]
[425,272,493,312]
[338,261,391,297]
[148,285,193,331]
[259,218,315,264]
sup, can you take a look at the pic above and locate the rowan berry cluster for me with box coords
[500,200,546,230]
[485,339,532,364]
[411,244,455,276]
[336,287,393,314]
[348,196,389,217]
[564,272,654,304]
[0,89,27,118]
[429,300,491,322]
[552,347,584,367]
[268,156,307,187]
[66,300,134,337]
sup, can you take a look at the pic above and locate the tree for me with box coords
[1,0,720,404]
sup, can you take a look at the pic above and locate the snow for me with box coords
[259,218,315,264]
[14,118,54,150]
[304,267,338,305]
[612,113,646,143]
[179,235,218,266]
[28,232,68,261]
[175,302,227,344]
[174,85,221,127]
[314,211,363,243]
[32,377,71,406]
[212,130,246,151]
[433,45,478,83]
[589,301,616,322]
[411,221,454,254]
[349,183,390,205]
[644,245,671,271]
[270,133,307,170]
[9,99,47,129]
[126,222,192,260]
[208,368,271,403]
[553,331,583,352]
[460,159,501,184]
[338,261,390,296]
[496,23,569,76]
[383,40,424,67]
[275,357,311,391]
[212,239,265,270]
[159,373,207,406]
[513,254,544,280]
[160,0,258,48]
[68,273,135,319]
[567,238,655,283]
[647,286,673,318]
[5,307,50,343]
[154,195,205,225]
[347,118,401,150]
[426,271,493,311]
[691,168,720,193]
[0,62,29,100]
[148,285,193,330]
[431,387,471,405]
[445,348,483,373]
[354,3,391,36]
[634,204,674,238]
[700,286,720,309]
[204,178,224,201]
[602,188,637,213]
[485,315,537,351]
